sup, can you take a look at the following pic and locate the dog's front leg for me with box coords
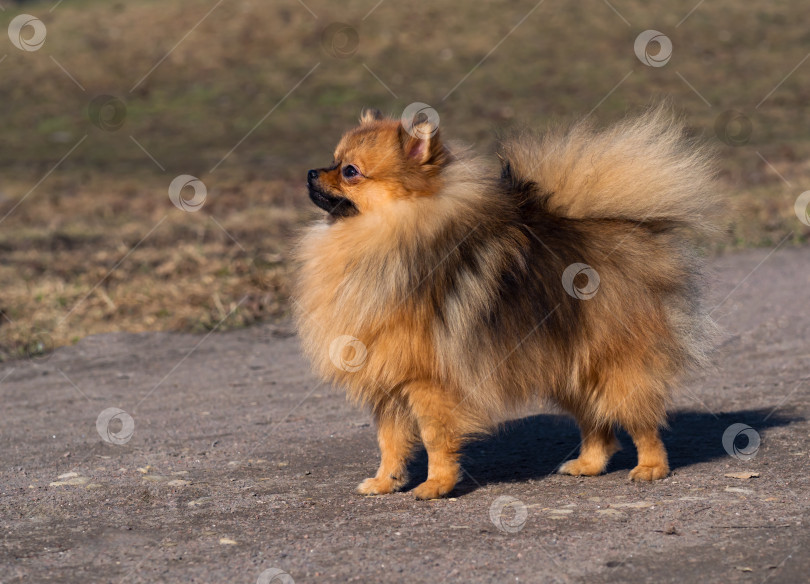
[357,405,416,495]
[405,381,463,499]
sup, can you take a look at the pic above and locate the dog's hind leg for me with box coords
[606,369,671,481]
[558,416,620,477]
[626,424,669,481]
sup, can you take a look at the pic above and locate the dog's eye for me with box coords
[342,165,359,179]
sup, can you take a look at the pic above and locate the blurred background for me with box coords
[1,0,808,360]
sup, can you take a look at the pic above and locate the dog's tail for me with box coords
[499,106,720,232]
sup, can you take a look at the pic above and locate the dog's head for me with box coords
[306,108,449,219]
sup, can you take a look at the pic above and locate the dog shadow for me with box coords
[402,409,799,495]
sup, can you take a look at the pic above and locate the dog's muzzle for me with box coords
[307,170,359,218]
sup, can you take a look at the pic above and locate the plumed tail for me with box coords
[498,106,721,233]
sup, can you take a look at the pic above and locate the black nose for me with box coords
[307,169,318,182]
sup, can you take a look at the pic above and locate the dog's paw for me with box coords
[411,478,454,500]
[356,476,402,495]
[629,464,669,481]
[558,458,604,477]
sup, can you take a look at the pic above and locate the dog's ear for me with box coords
[359,108,384,124]
[400,118,447,167]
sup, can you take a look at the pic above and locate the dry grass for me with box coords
[0,172,306,360]
[1,0,808,359]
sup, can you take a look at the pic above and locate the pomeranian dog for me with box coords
[294,106,719,499]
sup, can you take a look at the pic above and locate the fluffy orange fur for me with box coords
[294,107,720,499]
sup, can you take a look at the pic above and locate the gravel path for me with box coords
[2,247,809,583]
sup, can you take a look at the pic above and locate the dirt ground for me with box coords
[1,246,809,584]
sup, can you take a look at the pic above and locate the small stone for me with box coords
[49,476,89,487]
[610,501,653,509]
[724,471,760,479]
[142,475,167,482]
[725,486,754,494]
[64,477,88,485]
